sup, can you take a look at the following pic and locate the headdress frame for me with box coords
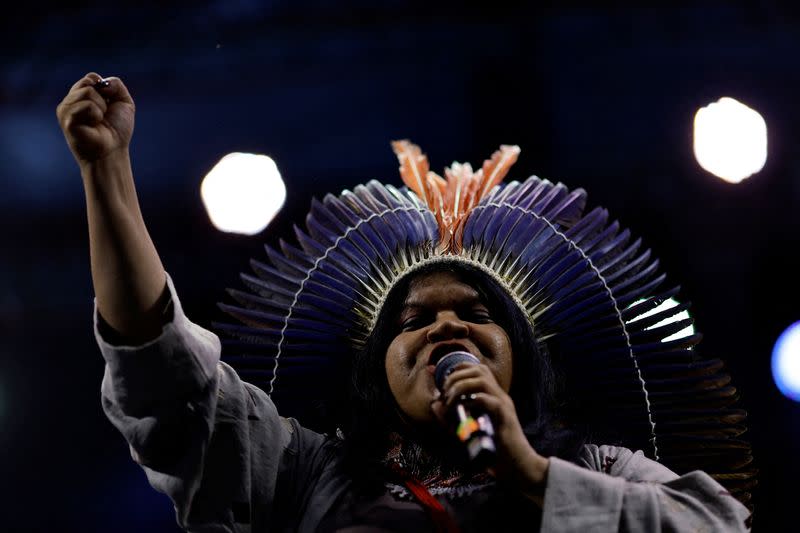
[214,141,755,508]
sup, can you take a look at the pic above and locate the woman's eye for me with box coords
[401,317,425,331]
[468,310,493,323]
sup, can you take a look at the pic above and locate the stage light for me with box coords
[693,97,767,184]
[772,321,800,402]
[629,297,695,342]
[200,152,286,235]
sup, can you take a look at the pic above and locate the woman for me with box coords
[58,73,753,531]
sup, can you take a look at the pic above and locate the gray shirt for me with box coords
[97,275,750,532]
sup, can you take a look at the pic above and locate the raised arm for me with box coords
[56,72,166,343]
[57,74,339,530]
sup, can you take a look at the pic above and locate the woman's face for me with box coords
[384,271,513,426]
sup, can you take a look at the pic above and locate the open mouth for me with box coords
[427,343,471,367]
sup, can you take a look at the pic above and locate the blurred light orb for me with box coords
[693,97,767,184]
[772,321,800,402]
[629,297,695,342]
[201,152,286,235]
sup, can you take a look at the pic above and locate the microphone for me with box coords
[434,351,496,466]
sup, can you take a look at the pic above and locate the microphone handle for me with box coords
[454,402,496,466]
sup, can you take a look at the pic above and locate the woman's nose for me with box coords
[426,313,469,342]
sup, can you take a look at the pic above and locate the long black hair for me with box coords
[335,261,588,491]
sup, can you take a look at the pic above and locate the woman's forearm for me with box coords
[82,150,167,343]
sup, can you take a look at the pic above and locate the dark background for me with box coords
[1,1,798,531]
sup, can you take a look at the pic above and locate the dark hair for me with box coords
[337,261,587,491]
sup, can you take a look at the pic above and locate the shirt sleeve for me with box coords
[540,444,751,533]
[96,273,335,532]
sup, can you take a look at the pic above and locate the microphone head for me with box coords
[434,351,480,391]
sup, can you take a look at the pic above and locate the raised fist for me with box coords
[56,72,135,165]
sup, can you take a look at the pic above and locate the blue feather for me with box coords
[265,243,309,278]
[588,228,632,262]
[580,221,621,257]
[564,207,608,243]
[226,288,291,314]
[615,272,668,309]
[324,193,362,228]
[249,258,302,287]
[544,188,587,228]
[621,287,683,322]
[533,182,568,217]
[597,239,643,276]
[603,249,652,285]
[514,178,553,211]
[240,272,297,303]
[310,197,349,235]
[609,258,661,295]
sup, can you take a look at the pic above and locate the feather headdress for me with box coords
[216,141,755,507]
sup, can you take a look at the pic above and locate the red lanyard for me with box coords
[390,463,462,533]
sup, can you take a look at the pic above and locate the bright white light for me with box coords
[628,297,695,342]
[201,152,286,235]
[772,321,800,402]
[693,97,767,184]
